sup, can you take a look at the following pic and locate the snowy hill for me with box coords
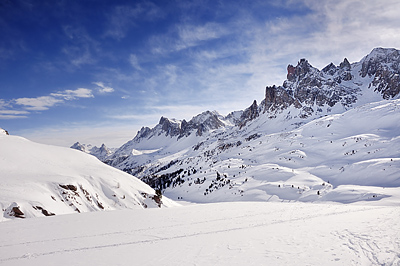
[0,131,177,221]
[83,48,400,206]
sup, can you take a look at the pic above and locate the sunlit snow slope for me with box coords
[0,202,399,266]
[122,100,400,205]
[0,131,177,221]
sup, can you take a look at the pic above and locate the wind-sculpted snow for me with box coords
[0,134,177,221]
[0,202,398,265]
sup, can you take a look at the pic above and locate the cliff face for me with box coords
[260,48,400,120]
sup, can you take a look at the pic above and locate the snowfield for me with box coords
[0,202,399,265]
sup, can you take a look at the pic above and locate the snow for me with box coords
[0,201,398,265]
[0,134,178,221]
[1,48,400,265]
[111,99,400,206]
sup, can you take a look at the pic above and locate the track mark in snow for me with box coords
[0,205,382,263]
[333,225,400,265]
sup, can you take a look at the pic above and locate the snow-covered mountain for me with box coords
[0,130,177,221]
[70,142,115,161]
[83,47,400,206]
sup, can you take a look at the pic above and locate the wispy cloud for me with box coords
[149,22,229,55]
[129,54,142,70]
[255,0,400,69]
[14,96,64,111]
[2,88,94,117]
[104,3,164,40]
[92,82,114,94]
[0,110,29,119]
[128,0,400,121]
[175,23,228,51]
[51,88,94,100]
[62,25,99,68]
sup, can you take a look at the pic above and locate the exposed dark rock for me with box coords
[59,184,78,191]
[239,100,260,128]
[264,85,301,113]
[11,206,24,218]
[339,58,351,70]
[33,206,55,216]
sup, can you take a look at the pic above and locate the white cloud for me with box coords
[51,88,94,100]
[256,0,400,69]
[93,82,115,94]
[0,110,30,115]
[0,99,29,119]
[12,88,94,112]
[0,114,28,119]
[0,109,29,119]
[14,96,64,111]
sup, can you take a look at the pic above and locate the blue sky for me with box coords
[1,0,400,147]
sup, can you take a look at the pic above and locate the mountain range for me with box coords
[71,47,400,205]
[1,47,399,221]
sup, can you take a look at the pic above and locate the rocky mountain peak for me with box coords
[135,126,152,141]
[360,48,400,99]
[70,142,112,161]
[339,58,351,70]
[97,47,400,172]
[263,48,400,120]
[70,142,87,152]
[322,62,336,75]
[158,116,182,137]
[287,58,315,82]
[238,100,260,128]
[361,48,400,77]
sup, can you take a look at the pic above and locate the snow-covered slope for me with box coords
[107,99,400,205]
[90,48,400,206]
[0,202,399,265]
[0,131,177,221]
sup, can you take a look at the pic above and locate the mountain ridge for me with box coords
[71,47,400,205]
[84,47,400,162]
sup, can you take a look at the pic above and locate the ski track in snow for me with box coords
[0,202,399,266]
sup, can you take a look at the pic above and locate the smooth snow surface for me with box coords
[0,202,399,266]
[0,134,177,221]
